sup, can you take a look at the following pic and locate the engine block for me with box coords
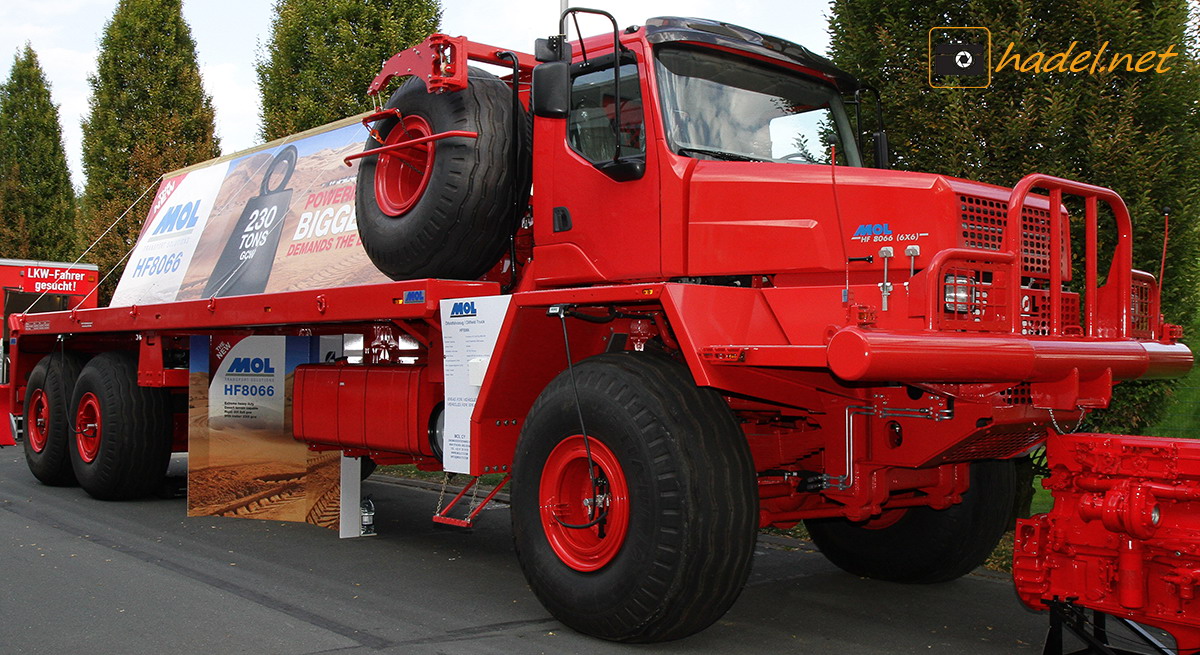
[1015,433,1200,651]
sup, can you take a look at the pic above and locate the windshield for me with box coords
[654,46,862,166]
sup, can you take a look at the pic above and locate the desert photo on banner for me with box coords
[187,335,342,529]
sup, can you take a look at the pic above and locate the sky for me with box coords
[0,0,834,192]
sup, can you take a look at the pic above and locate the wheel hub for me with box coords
[539,435,630,572]
[75,392,102,463]
[374,114,435,216]
[27,388,49,453]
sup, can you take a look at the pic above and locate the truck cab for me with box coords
[530,16,870,286]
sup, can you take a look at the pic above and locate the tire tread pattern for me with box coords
[70,351,172,500]
[22,351,84,486]
[512,352,757,642]
[356,68,527,280]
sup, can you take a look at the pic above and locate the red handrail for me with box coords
[1006,174,1134,338]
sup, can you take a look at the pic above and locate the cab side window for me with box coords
[568,62,645,163]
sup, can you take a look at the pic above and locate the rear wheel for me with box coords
[22,352,84,486]
[511,353,757,642]
[805,459,1016,583]
[69,352,172,500]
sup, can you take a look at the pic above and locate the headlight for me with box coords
[944,275,976,313]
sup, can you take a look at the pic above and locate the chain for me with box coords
[434,470,450,515]
[468,477,481,512]
[1047,407,1086,435]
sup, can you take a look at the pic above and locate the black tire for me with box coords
[511,352,757,642]
[356,66,528,280]
[805,459,1016,583]
[360,456,377,480]
[68,352,172,500]
[22,351,84,486]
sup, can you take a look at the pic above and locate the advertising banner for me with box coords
[112,116,391,306]
[187,334,359,534]
[109,166,228,306]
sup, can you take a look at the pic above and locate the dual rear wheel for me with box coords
[22,351,172,500]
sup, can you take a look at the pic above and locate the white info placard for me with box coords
[440,295,513,474]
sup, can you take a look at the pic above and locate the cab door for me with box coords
[532,44,662,286]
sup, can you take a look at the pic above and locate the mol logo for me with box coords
[852,223,892,237]
[449,301,477,318]
[152,200,202,236]
[851,223,892,242]
[226,357,276,374]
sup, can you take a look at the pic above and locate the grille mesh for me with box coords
[958,194,1067,279]
[939,425,1047,462]
[1131,279,1153,338]
[1020,206,1054,276]
[1000,384,1032,405]
[960,195,1006,251]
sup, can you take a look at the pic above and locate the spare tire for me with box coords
[356,67,529,280]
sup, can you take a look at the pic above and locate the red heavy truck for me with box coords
[0,258,98,448]
[8,10,1200,648]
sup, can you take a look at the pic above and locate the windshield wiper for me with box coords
[677,147,770,163]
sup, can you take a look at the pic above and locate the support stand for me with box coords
[1043,599,1175,655]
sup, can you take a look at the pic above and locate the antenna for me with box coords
[1159,207,1170,323]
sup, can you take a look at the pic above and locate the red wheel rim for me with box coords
[27,388,49,453]
[75,392,102,464]
[374,114,435,216]
[539,435,630,572]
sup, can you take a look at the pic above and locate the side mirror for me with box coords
[532,61,569,118]
[594,156,645,182]
[873,130,890,169]
[534,37,572,63]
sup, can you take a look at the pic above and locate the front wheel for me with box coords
[511,352,757,642]
[805,459,1016,583]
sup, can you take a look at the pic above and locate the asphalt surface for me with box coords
[0,448,1054,654]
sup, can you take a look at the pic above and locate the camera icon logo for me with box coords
[929,27,992,88]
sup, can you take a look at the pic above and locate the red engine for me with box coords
[1015,433,1200,651]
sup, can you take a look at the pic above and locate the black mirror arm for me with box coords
[856,84,890,169]
[560,8,628,163]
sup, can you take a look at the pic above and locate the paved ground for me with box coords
[0,449,1055,654]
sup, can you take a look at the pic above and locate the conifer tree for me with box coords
[828,0,1200,432]
[0,44,77,261]
[257,0,441,140]
[81,0,219,303]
